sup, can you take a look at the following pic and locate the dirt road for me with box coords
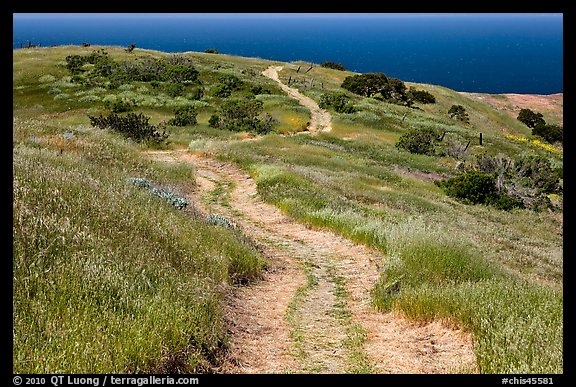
[262,66,333,132]
[146,150,477,374]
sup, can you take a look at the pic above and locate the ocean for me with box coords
[12,13,563,95]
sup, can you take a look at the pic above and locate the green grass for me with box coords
[13,142,264,373]
[14,46,562,374]
[327,267,373,374]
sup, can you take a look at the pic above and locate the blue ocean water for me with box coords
[12,13,563,94]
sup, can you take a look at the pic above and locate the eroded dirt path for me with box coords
[262,65,332,132]
[146,149,478,374]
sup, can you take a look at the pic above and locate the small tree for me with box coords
[448,105,469,123]
[126,44,136,53]
[320,61,347,71]
[204,48,220,54]
[408,88,436,104]
[517,108,545,128]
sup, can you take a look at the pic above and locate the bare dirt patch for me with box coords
[461,92,563,126]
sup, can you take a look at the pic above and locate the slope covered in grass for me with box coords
[13,46,562,373]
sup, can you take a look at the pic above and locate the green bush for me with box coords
[107,100,134,113]
[395,128,441,155]
[436,171,498,205]
[167,106,198,127]
[250,85,271,95]
[408,88,436,104]
[212,83,232,98]
[210,99,276,134]
[88,112,169,144]
[208,114,220,128]
[319,93,357,114]
[532,124,563,144]
[164,83,184,98]
[320,61,347,71]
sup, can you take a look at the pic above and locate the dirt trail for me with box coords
[146,150,477,374]
[262,66,332,132]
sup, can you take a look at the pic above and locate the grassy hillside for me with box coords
[13,46,562,373]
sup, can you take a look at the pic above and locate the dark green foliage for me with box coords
[395,128,442,155]
[320,61,348,71]
[208,114,220,128]
[341,73,411,106]
[163,65,200,84]
[319,93,357,114]
[65,49,110,75]
[126,44,136,53]
[533,124,563,144]
[167,106,198,127]
[107,100,134,113]
[204,48,220,54]
[220,75,243,90]
[164,83,184,98]
[517,108,545,128]
[492,194,526,211]
[341,73,390,97]
[212,75,243,98]
[436,171,499,205]
[210,99,276,134]
[212,84,232,98]
[65,53,199,85]
[407,88,436,104]
[88,112,168,144]
[448,105,469,123]
[250,85,271,95]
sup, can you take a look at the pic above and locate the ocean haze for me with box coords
[12,13,563,94]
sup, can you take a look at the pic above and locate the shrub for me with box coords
[88,112,169,144]
[320,61,347,71]
[395,128,442,155]
[319,93,357,114]
[220,75,243,90]
[212,83,232,98]
[448,105,469,123]
[210,99,276,134]
[436,171,525,211]
[250,85,271,95]
[208,114,221,128]
[204,48,220,54]
[164,83,184,98]
[532,124,563,144]
[436,171,498,205]
[167,106,198,127]
[107,100,134,113]
[407,88,436,104]
[517,108,545,128]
